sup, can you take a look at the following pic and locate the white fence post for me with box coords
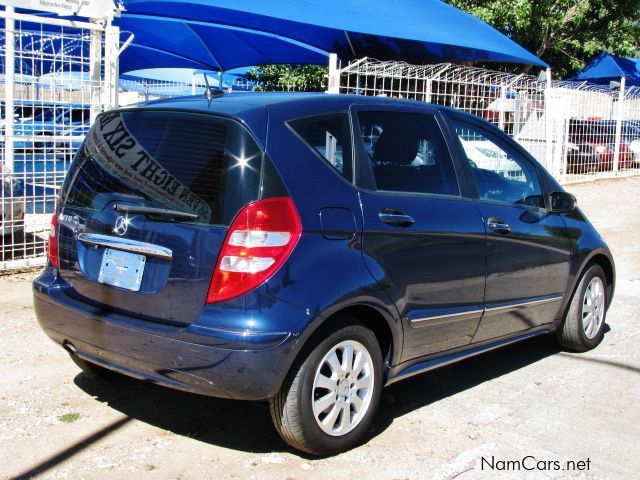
[103,21,120,110]
[327,53,340,94]
[3,5,15,172]
[498,85,506,131]
[543,68,558,180]
[89,27,103,124]
[613,76,626,175]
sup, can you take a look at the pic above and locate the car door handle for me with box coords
[379,210,415,227]
[487,218,510,234]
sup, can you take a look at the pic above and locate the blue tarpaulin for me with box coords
[2,0,547,75]
[570,52,640,87]
[118,0,547,71]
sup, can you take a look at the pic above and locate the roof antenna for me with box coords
[203,72,224,101]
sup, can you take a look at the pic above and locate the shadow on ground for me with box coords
[73,334,565,456]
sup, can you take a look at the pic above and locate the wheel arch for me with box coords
[559,248,615,326]
[284,301,402,389]
[579,250,615,306]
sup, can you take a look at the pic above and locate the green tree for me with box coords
[447,0,640,77]
[246,64,328,92]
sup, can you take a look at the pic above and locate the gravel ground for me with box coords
[1,176,639,480]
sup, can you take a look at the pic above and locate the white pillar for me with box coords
[326,53,340,94]
[103,21,120,110]
[613,76,626,174]
[543,68,559,180]
[4,6,15,172]
[89,26,102,124]
[498,85,506,132]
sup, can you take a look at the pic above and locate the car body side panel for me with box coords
[471,202,572,341]
[358,192,487,361]
[257,103,405,366]
[555,207,615,311]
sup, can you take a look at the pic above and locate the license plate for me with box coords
[98,248,146,291]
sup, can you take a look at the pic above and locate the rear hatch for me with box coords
[56,108,282,325]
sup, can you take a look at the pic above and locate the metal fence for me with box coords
[333,58,640,185]
[118,73,255,105]
[1,6,119,270]
[119,76,207,104]
[3,32,640,272]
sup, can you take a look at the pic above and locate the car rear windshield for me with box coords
[61,110,286,225]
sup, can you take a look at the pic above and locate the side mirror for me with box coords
[550,191,576,213]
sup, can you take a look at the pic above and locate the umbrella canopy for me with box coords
[3,0,547,76]
[115,13,329,72]
[118,0,547,71]
[570,52,640,87]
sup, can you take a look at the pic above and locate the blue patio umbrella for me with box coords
[570,52,640,87]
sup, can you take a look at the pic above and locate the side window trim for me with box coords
[449,116,547,210]
[350,108,463,198]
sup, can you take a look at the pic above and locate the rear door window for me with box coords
[355,111,459,196]
[62,110,281,225]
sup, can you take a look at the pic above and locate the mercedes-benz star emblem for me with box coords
[113,216,129,236]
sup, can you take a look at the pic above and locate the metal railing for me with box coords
[1,6,119,271]
[333,58,640,185]
[3,36,640,271]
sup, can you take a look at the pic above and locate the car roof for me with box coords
[111,92,483,148]
[118,92,464,119]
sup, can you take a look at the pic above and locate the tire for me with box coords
[557,263,608,352]
[270,322,383,456]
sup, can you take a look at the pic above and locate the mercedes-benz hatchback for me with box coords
[34,93,615,455]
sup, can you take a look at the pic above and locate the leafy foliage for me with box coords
[246,64,328,92]
[447,0,640,77]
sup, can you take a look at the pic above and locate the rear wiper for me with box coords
[114,204,199,220]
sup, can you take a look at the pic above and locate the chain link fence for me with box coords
[335,58,640,185]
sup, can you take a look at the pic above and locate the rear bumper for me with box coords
[33,270,302,401]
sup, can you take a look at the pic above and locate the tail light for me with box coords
[48,209,59,269]
[206,197,301,303]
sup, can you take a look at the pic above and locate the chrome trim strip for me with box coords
[409,309,484,325]
[485,295,564,313]
[386,328,553,385]
[408,295,564,325]
[77,233,173,261]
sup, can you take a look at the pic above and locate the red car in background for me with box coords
[566,119,639,173]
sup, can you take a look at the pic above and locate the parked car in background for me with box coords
[34,93,615,455]
[628,138,640,165]
[13,104,90,153]
[459,137,524,181]
[566,119,640,173]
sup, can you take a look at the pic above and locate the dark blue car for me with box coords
[34,93,615,455]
